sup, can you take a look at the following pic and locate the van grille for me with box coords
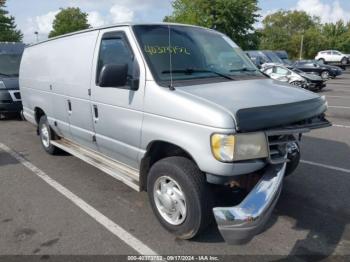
[266,132,297,164]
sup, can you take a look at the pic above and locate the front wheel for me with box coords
[321,71,330,79]
[147,156,213,240]
[39,115,59,155]
[341,57,348,65]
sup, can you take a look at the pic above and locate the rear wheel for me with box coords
[321,71,330,79]
[318,58,325,64]
[147,156,213,240]
[38,115,59,155]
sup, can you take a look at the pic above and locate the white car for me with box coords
[315,50,349,65]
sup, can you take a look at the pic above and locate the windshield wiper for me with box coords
[230,67,257,72]
[162,68,235,80]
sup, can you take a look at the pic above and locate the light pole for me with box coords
[299,34,304,60]
[34,31,39,43]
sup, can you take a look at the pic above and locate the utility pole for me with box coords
[299,34,304,60]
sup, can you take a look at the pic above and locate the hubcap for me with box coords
[41,124,50,148]
[153,176,187,225]
[322,72,329,79]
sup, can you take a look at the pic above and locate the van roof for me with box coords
[28,22,211,47]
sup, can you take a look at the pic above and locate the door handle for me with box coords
[67,100,72,113]
[93,105,98,119]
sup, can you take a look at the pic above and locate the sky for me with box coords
[4,0,350,44]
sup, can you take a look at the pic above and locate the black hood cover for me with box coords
[236,97,327,132]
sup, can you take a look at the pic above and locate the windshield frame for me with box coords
[132,24,263,87]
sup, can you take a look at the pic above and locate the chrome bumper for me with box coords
[213,163,286,244]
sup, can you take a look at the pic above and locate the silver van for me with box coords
[19,23,330,244]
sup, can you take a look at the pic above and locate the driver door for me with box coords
[90,27,145,169]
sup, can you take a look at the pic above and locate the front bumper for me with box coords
[213,163,286,244]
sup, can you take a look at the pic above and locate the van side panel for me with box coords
[20,31,99,147]
[20,44,55,126]
[48,31,99,149]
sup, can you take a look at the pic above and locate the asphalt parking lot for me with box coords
[0,72,349,259]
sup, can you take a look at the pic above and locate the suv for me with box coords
[315,50,349,65]
[20,23,331,244]
[0,42,25,117]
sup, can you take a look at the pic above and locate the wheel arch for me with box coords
[139,140,200,192]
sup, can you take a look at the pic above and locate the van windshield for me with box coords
[133,25,261,86]
[0,54,22,77]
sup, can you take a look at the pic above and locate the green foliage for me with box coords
[0,0,23,42]
[259,10,350,59]
[49,7,90,38]
[164,0,261,50]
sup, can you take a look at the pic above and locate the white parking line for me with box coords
[301,160,350,174]
[328,106,350,109]
[326,96,350,99]
[0,143,158,256]
[333,124,350,129]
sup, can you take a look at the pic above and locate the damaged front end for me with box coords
[213,97,331,244]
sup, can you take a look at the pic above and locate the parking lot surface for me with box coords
[0,72,349,258]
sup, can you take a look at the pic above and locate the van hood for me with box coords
[176,78,327,131]
[0,77,19,90]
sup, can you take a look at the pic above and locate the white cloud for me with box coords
[35,10,59,34]
[109,4,134,23]
[295,0,350,23]
[87,11,105,27]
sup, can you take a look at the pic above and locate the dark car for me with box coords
[274,50,292,65]
[0,42,25,117]
[292,60,342,79]
[245,51,270,68]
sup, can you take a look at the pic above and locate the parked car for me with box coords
[245,51,270,68]
[246,50,288,69]
[315,50,349,65]
[293,60,342,79]
[261,65,326,91]
[274,50,292,65]
[20,23,331,245]
[0,42,25,117]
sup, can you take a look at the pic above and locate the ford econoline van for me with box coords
[20,23,330,244]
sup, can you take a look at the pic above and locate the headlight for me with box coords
[211,132,268,162]
[0,81,6,89]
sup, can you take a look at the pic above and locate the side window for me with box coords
[326,51,332,55]
[96,33,139,87]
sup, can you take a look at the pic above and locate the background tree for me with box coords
[259,10,350,59]
[0,0,23,42]
[49,7,90,38]
[164,0,260,50]
[259,10,324,59]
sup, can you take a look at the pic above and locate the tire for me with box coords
[290,81,303,88]
[38,115,59,155]
[147,156,213,240]
[341,57,348,65]
[318,58,325,64]
[321,71,330,79]
[285,142,300,176]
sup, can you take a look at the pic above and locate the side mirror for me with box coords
[99,64,128,88]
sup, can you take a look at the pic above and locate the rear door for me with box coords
[90,27,145,169]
